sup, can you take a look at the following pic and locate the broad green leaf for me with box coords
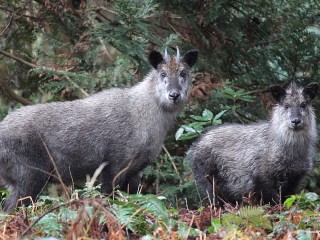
[181,125,198,133]
[284,195,297,208]
[175,127,185,141]
[208,218,222,233]
[304,192,319,202]
[190,115,207,121]
[202,109,213,121]
[188,121,207,129]
[212,110,227,125]
[177,132,199,141]
[213,110,227,121]
[212,119,222,125]
[178,221,189,239]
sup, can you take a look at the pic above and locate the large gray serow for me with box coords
[189,82,318,205]
[0,48,198,212]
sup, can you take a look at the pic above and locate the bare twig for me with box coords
[112,153,140,199]
[87,162,108,192]
[64,76,89,97]
[0,5,42,21]
[161,145,179,176]
[168,23,189,41]
[0,49,90,102]
[186,214,195,239]
[119,208,143,230]
[15,159,58,181]
[0,50,35,105]
[98,37,113,60]
[0,77,33,105]
[17,196,35,213]
[37,132,71,200]
[0,49,37,68]
[91,200,124,238]
[0,13,13,37]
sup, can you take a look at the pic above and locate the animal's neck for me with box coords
[268,122,316,157]
[270,106,315,144]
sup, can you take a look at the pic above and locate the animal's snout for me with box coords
[169,91,181,101]
[291,118,301,127]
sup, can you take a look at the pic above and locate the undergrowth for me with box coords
[0,186,320,239]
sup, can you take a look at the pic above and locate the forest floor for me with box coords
[0,189,320,239]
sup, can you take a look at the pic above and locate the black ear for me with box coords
[183,49,198,68]
[149,50,164,69]
[303,82,318,101]
[270,85,286,103]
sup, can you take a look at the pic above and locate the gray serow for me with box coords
[0,47,198,212]
[189,82,318,205]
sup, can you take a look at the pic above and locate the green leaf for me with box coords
[181,125,198,133]
[304,192,319,202]
[212,110,227,125]
[220,87,255,102]
[208,218,222,233]
[177,221,189,239]
[176,132,199,141]
[296,230,313,240]
[190,115,207,121]
[284,195,297,208]
[213,110,227,121]
[188,121,207,129]
[175,127,185,141]
[202,109,213,121]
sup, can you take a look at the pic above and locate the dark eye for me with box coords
[180,71,186,78]
[300,102,307,108]
[284,104,290,109]
[161,72,167,78]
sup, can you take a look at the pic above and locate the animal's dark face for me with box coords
[270,82,318,130]
[149,48,198,111]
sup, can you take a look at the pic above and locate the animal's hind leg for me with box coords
[100,168,124,195]
[3,190,20,212]
[121,172,142,194]
[2,170,50,212]
[190,155,214,200]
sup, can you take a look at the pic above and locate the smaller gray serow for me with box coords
[189,82,318,205]
[0,47,198,212]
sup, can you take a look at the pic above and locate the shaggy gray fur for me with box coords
[0,48,198,212]
[189,82,318,205]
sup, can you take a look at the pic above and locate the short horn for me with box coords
[176,46,180,63]
[164,47,170,63]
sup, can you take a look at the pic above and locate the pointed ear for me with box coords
[303,82,318,101]
[270,85,286,103]
[149,50,164,69]
[183,49,198,68]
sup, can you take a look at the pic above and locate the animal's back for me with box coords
[0,88,133,182]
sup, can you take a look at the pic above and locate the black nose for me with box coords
[169,91,181,101]
[291,118,301,126]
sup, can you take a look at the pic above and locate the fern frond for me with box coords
[222,206,272,229]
